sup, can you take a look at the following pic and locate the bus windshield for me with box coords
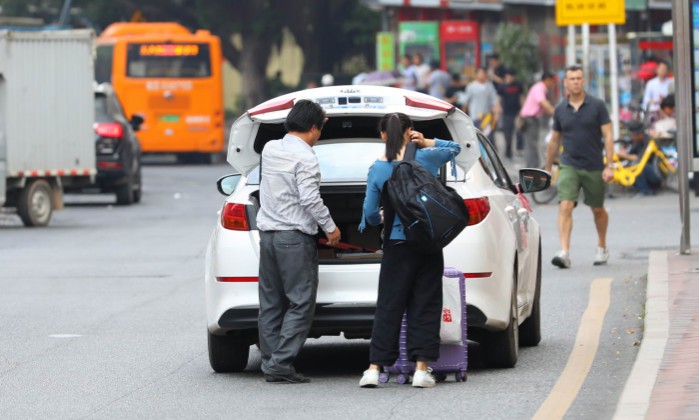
[125,43,212,78]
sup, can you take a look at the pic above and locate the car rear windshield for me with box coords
[126,43,212,78]
[247,142,385,185]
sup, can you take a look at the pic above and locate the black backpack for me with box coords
[382,142,470,253]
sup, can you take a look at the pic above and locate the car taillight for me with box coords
[94,122,123,138]
[464,197,490,226]
[221,203,249,231]
[405,95,455,113]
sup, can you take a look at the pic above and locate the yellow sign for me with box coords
[556,0,626,26]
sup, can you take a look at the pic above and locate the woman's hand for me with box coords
[409,130,435,148]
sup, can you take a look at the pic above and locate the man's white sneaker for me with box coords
[551,251,571,269]
[359,369,379,388]
[412,369,436,388]
[593,247,609,266]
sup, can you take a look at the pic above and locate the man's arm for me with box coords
[601,122,614,182]
[296,157,340,244]
[545,130,561,173]
[540,98,555,116]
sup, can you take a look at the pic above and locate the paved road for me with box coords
[0,161,688,419]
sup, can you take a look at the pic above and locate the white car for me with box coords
[205,86,550,372]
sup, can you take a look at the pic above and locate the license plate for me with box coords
[161,115,180,122]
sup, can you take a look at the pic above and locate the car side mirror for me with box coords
[130,114,145,131]
[518,168,551,193]
[216,174,242,196]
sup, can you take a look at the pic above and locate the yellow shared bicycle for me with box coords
[610,137,677,189]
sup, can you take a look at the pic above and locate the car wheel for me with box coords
[483,262,519,368]
[115,175,134,206]
[520,241,542,346]
[18,179,53,227]
[132,168,142,204]
[208,331,250,373]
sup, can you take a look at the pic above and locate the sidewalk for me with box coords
[614,250,699,419]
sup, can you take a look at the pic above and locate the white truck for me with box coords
[0,29,96,227]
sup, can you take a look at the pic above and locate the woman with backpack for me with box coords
[358,112,461,388]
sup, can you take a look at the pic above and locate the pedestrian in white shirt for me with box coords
[642,61,672,118]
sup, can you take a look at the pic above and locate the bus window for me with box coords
[126,43,212,78]
[95,45,114,84]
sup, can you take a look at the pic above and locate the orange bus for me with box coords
[96,23,224,163]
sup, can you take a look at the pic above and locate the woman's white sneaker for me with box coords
[412,369,436,388]
[359,369,379,388]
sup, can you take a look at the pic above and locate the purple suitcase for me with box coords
[380,267,468,384]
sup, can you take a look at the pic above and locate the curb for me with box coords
[612,251,670,419]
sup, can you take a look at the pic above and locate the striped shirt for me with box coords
[256,134,337,236]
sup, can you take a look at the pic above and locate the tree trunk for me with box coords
[239,34,273,108]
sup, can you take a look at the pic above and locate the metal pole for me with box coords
[672,0,691,254]
[567,25,576,66]
[582,23,590,90]
[608,24,620,140]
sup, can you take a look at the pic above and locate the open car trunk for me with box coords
[316,185,383,263]
[247,185,383,263]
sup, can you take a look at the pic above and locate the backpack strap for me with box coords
[381,183,395,242]
[404,141,417,162]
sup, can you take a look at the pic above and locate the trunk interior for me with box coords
[247,186,383,263]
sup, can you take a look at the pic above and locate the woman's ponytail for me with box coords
[381,113,412,161]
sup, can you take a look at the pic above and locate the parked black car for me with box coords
[66,83,143,205]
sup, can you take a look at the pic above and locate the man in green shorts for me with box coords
[545,65,615,268]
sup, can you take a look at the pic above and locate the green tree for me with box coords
[494,23,540,86]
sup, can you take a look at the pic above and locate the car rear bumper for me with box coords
[212,303,487,335]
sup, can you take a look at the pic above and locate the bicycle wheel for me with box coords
[532,163,559,204]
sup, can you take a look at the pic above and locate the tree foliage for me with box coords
[494,23,540,86]
[0,0,380,107]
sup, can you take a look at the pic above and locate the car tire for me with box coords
[519,241,542,346]
[208,331,250,373]
[483,262,519,368]
[18,179,53,227]
[115,175,134,206]
[132,168,142,204]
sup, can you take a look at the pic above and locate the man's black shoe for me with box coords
[264,372,310,384]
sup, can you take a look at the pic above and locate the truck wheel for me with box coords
[18,179,53,227]
[115,176,134,206]
[208,331,250,373]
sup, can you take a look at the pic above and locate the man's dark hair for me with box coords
[284,100,326,133]
[504,68,516,77]
[542,71,555,81]
[660,94,675,110]
[564,64,583,74]
[430,60,441,70]
[489,53,500,61]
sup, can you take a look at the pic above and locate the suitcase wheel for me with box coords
[397,374,409,384]
[379,373,390,383]
[434,373,447,383]
[455,371,467,382]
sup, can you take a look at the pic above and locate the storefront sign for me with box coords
[376,32,395,72]
[556,0,626,25]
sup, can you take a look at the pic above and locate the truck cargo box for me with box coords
[0,29,96,178]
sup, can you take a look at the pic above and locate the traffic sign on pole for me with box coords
[556,0,626,26]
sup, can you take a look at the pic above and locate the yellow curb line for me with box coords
[533,277,613,420]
